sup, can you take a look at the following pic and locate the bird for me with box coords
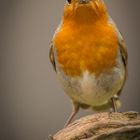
[49,0,127,127]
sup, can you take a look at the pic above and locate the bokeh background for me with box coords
[0,0,140,140]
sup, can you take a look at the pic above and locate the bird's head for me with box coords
[63,0,108,24]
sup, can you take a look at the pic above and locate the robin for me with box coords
[49,0,127,127]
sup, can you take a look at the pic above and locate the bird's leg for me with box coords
[64,102,80,127]
[111,97,117,112]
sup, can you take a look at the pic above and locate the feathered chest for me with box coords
[54,22,119,77]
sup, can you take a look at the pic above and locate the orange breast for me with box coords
[54,21,118,77]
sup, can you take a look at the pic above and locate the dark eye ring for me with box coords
[67,0,72,4]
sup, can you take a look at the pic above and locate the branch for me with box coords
[49,111,140,140]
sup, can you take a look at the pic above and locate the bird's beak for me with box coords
[78,0,90,4]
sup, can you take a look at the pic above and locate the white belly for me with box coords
[56,54,125,107]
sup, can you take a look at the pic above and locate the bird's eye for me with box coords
[67,0,72,4]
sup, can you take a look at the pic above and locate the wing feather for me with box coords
[119,33,128,77]
[109,17,128,96]
[118,33,128,96]
[49,43,57,72]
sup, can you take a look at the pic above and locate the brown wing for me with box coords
[49,43,57,72]
[117,33,128,96]
[109,18,128,73]
[109,18,128,97]
[119,36,128,79]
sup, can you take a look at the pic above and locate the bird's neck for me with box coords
[63,0,108,25]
